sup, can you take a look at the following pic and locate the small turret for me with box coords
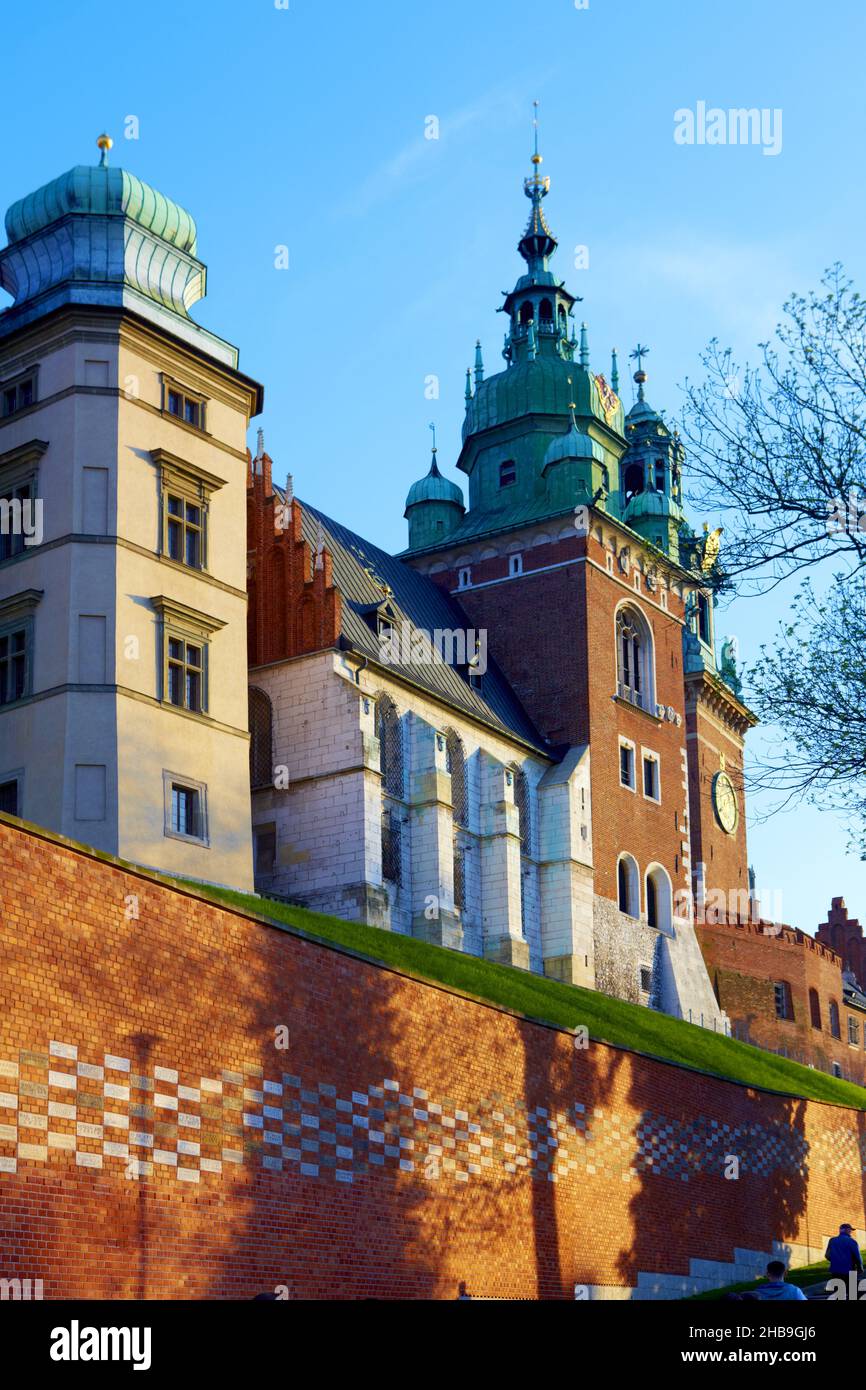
[404,429,466,551]
[619,348,686,560]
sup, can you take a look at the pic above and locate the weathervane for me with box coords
[429,421,437,454]
[629,344,650,375]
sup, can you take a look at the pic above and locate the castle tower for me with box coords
[401,132,730,1024]
[0,137,262,887]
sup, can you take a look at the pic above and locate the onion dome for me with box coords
[405,451,465,510]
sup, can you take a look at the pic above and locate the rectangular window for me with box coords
[163,771,208,845]
[0,625,28,705]
[382,808,402,884]
[0,778,19,815]
[163,380,206,432]
[619,742,635,790]
[642,754,660,801]
[1,374,36,418]
[499,460,517,487]
[849,1017,859,1047]
[165,494,204,569]
[639,966,653,995]
[774,982,787,1020]
[698,592,711,645]
[0,481,36,562]
[254,825,277,875]
[167,637,204,713]
[508,553,523,576]
[458,567,471,589]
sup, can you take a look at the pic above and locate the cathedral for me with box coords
[245,140,758,1025]
[0,134,760,1028]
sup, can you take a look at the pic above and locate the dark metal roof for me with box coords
[295,497,551,756]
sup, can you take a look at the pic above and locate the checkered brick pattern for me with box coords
[0,1039,855,1189]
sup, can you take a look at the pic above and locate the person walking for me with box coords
[825,1224,863,1279]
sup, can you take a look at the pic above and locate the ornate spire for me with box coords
[518,101,557,272]
[474,339,484,386]
[630,344,650,401]
[611,349,619,395]
[465,367,472,404]
[579,322,590,369]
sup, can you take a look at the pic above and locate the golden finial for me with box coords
[96,133,113,168]
[531,100,543,165]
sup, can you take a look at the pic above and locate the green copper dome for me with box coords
[5,165,197,255]
[543,419,606,466]
[405,453,465,510]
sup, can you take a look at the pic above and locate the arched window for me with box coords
[248,687,273,790]
[617,854,639,918]
[519,301,534,324]
[616,605,654,712]
[829,999,841,1040]
[809,988,822,1030]
[623,462,644,504]
[539,298,554,324]
[645,864,673,934]
[511,765,531,856]
[376,695,403,797]
[445,731,468,827]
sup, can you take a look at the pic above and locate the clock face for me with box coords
[712,771,739,835]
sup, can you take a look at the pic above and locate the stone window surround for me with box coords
[0,588,43,706]
[618,736,636,793]
[1,364,39,418]
[641,746,661,803]
[151,448,226,574]
[162,769,210,847]
[159,373,209,434]
[150,594,225,716]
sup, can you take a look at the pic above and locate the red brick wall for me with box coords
[818,899,866,987]
[2,815,865,1301]
[448,530,690,909]
[698,919,866,1082]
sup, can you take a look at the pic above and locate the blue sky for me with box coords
[4,0,865,932]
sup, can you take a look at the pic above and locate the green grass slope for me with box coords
[173,877,866,1112]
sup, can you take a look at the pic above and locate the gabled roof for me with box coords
[295,498,551,756]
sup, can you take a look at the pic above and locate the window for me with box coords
[829,999,841,1040]
[458,566,471,588]
[642,753,659,801]
[376,695,404,797]
[167,637,204,712]
[832,1062,842,1078]
[164,772,208,844]
[163,379,206,432]
[166,495,204,568]
[774,981,793,1021]
[639,965,653,996]
[499,460,516,488]
[152,448,225,572]
[617,854,639,917]
[654,461,666,491]
[152,596,223,718]
[511,765,531,856]
[1,372,36,418]
[0,481,36,562]
[697,592,712,645]
[0,778,19,815]
[616,605,654,712]
[539,298,554,323]
[382,806,402,884]
[446,730,468,827]
[0,625,28,704]
[809,988,822,1030]
[249,687,274,790]
[623,462,644,504]
[254,825,276,875]
[645,864,673,933]
[508,553,523,576]
[849,1016,860,1047]
[619,741,635,790]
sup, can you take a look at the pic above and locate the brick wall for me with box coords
[699,919,866,1084]
[2,814,865,1300]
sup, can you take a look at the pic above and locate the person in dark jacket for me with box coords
[825,1224,863,1278]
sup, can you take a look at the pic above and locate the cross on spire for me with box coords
[629,344,650,374]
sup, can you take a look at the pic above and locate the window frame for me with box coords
[0,767,24,817]
[163,770,209,846]
[160,375,208,434]
[615,603,655,713]
[0,589,42,708]
[151,595,225,719]
[0,440,48,567]
[641,748,661,802]
[0,367,38,419]
[499,459,517,488]
[619,737,636,792]
[152,450,226,574]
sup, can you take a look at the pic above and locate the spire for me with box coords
[96,133,112,168]
[474,339,484,386]
[465,367,472,404]
[579,322,590,369]
[630,343,650,401]
[255,426,265,461]
[518,101,557,272]
[611,349,619,395]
